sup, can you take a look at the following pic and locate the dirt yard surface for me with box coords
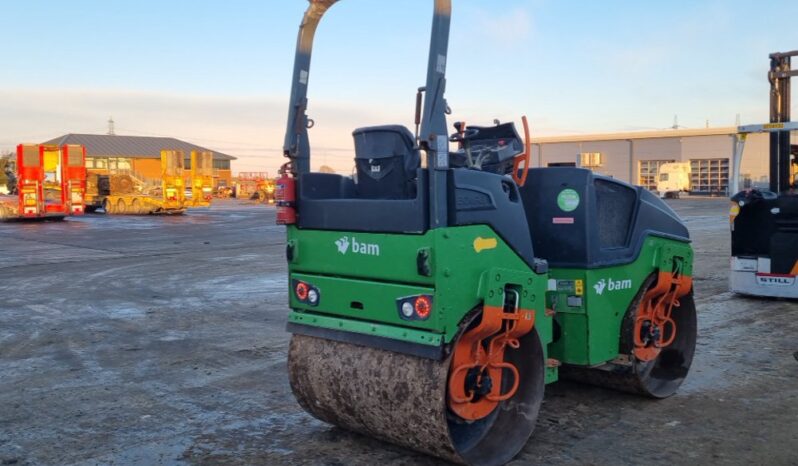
[0,198,796,465]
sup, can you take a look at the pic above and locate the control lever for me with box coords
[450,124,479,168]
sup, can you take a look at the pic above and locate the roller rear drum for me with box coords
[288,326,545,466]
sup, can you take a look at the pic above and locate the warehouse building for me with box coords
[43,134,236,188]
[530,127,794,194]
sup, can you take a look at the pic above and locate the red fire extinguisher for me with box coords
[276,163,296,225]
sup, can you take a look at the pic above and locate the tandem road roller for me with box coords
[278,1,697,464]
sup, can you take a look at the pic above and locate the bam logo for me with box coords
[335,237,350,254]
[335,236,380,256]
[594,279,607,295]
[594,278,632,295]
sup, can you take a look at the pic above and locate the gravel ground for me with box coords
[0,198,796,466]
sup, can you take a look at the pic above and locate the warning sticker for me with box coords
[553,217,575,224]
[556,280,575,292]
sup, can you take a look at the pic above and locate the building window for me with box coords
[213,159,231,170]
[638,160,676,191]
[93,158,108,169]
[86,158,95,169]
[108,157,132,171]
[690,158,729,195]
[579,152,603,168]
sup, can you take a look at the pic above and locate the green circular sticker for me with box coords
[557,189,580,212]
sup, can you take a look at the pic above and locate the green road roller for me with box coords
[277,1,697,465]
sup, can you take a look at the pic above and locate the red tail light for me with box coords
[397,295,433,321]
[295,282,309,300]
[414,296,431,319]
[293,279,320,306]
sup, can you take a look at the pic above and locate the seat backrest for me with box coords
[352,125,420,199]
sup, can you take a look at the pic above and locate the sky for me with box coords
[1,0,797,174]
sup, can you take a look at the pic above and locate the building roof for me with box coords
[43,133,237,161]
[531,127,737,144]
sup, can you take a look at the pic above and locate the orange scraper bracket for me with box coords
[633,268,693,362]
[448,295,535,421]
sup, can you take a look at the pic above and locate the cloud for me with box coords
[481,7,532,44]
[458,6,533,47]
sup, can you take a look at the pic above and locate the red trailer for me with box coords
[14,144,47,218]
[41,144,69,216]
[0,144,86,220]
[61,144,87,215]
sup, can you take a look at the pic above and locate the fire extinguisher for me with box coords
[275,163,296,225]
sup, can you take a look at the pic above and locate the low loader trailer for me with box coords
[0,144,86,221]
[86,149,187,215]
[278,2,697,465]
[189,150,214,207]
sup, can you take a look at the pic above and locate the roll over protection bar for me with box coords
[282,0,453,227]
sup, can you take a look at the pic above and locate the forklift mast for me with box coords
[769,51,798,193]
[282,0,453,227]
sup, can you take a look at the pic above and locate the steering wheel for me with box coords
[449,127,480,143]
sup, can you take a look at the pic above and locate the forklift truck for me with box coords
[730,51,798,299]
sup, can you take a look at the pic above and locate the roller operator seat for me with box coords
[352,125,420,199]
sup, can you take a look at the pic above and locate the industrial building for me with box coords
[43,134,236,188]
[530,127,794,194]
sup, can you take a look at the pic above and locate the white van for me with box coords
[656,163,691,198]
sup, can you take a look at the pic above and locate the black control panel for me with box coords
[449,122,523,175]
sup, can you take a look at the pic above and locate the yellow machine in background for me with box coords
[160,149,186,211]
[235,172,276,203]
[86,149,189,215]
[190,150,214,207]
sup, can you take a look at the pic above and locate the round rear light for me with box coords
[295,282,309,301]
[414,296,431,319]
[307,289,319,305]
[401,301,414,318]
